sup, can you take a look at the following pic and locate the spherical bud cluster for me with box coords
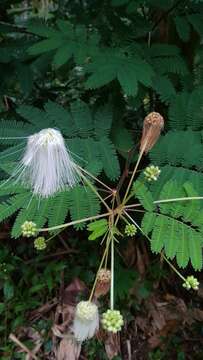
[102,309,124,333]
[144,165,161,181]
[183,275,199,291]
[73,301,99,341]
[21,221,37,237]
[124,224,137,237]
[0,262,7,274]
[34,237,47,250]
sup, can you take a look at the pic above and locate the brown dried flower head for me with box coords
[140,112,164,154]
[97,269,111,282]
[95,269,111,298]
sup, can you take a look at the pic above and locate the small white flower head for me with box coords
[21,221,37,237]
[183,275,199,291]
[124,224,137,237]
[102,309,124,333]
[17,128,78,197]
[73,301,99,342]
[34,237,47,250]
[144,165,161,182]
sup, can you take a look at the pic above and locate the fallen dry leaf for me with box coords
[63,278,86,305]
[135,293,196,350]
[190,308,203,322]
[29,298,58,321]
[57,338,81,360]
[123,239,136,267]
[136,245,146,276]
[104,332,121,360]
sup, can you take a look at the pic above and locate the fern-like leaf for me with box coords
[132,180,155,212]
[68,185,100,229]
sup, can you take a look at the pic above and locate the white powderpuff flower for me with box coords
[17,128,78,197]
[73,301,99,342]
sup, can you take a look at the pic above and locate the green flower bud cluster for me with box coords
[102,309,124,333]
[124,224,137,237]
[0,262,7,273]
[21,221,37,237]
[144,165,161,181]
[183,275,199,291]
[34,237,47,250]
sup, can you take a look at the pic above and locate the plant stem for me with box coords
[39,212,111,232]
[46,230,63,242]
[163,255,186,282]
[154,196,203,204]
[122,135,151,205]
[89,240,110,301]
[76,168,111,211]
[122,149,144,204]
[125,195,203,210]
[76,164,113,192]
[110,236,114,310]
[123,211,186,282]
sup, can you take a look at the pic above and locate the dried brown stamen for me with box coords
[95,269,111,298]
[140,112,164,154]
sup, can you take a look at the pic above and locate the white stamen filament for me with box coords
[15,128,78,197]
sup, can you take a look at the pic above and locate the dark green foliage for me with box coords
[168,87,203,130]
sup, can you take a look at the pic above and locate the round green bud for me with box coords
[101,309,124,333]
[21,221,37,237]
[125,224,137,237]
[34,237,47,251]
[183,275,199,291]
[144,165,161,182]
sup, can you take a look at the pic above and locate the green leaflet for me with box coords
[168,87,203,130]
[99,137,120,180]
[87,219,108,240]
[142,211,203,270]
[0,193,31,223]
[174,16,191,42]
[68,186,101,230]
[85,51,154,95]
[48,192,70,231]
[132,180,155,212]
[150,130,203,169]
[28,20,100,68]
[152,75,176,104]
[141,180,203,270]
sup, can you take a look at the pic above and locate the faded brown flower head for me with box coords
[95,269,111,298]
[140,112,164,154]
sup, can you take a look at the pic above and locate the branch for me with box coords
[9,334,38,360]
[0,21,32,34]
[152,0,185,32]
[39,211,111,232]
